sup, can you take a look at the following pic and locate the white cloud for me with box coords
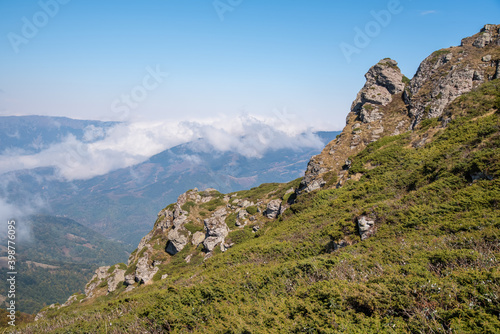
[0,114,325,181]
[0,195,44,244]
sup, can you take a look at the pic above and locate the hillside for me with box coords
[0,215,130,314]
[11,25,500,333]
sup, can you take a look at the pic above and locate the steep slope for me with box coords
[13,26,500,333]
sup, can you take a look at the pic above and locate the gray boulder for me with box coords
[298,159,327,193]
[265,199,282,219]
[135,256,159,284]
[203,208,229,252]
[357,216,376,240]
[166,227,191,255]
[84,266,110,298]
[473,32,492,48]
[191,231,206,246]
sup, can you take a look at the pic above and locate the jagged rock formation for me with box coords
[300,24,500,194]
[351,58,406,123]
[107,268,126,292]
[192,231,206,245]
[405,24,500,128]
[299,58,410,193]
[81,265,127,299]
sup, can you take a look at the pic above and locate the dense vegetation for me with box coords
[0,215,130,315]
[12,80,500,333]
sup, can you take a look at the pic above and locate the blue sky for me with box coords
[0,0,499,130]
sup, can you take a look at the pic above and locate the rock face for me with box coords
[62,294,79,307]
[166,227,191,255]
[71,25,500,309]
[357,216,376,240]
[300,25,500,195]
[203,207,229,252]
[471,24,496,48]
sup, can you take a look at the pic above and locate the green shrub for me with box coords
[184,220,204,234]
[246,206,258,215]
[181,201,196,213]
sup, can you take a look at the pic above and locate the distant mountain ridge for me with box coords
[0,115,117,155]
[0,117,339,245]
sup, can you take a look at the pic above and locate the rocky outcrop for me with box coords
[77,264,128,301]
[135,255,159,284]
[471,24,496,48]
[203,207,229,252]
[300,25,500,195]
[351,58,405,123]
[299,59,410,194]
[300,159,328,193]
[203,208,229,252]
[406,24,500,128]
[166,227,191,255]
[235,209,248,226]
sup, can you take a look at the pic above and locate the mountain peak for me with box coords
[299,24,500,194]
[351,57,406,123]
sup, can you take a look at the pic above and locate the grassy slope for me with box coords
[18,80,500,333]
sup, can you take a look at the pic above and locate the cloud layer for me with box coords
[0,114,326,181]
